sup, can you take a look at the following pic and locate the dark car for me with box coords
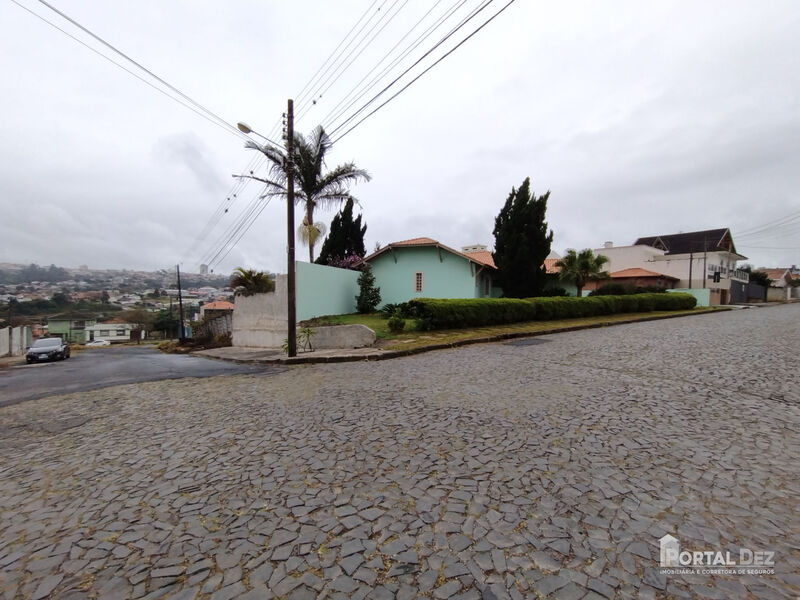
[26,337,70,363]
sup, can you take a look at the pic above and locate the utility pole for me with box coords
[285,99,297,357]
[688,252,693,289]
[702,235,708,289]
[176,264,186,343]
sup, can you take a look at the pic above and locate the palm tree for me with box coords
[241,126,370,262]
[555,249,610,297]
[297,216,327,257]
[230,267,275,296]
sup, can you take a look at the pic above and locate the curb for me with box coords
[235,307,733,366]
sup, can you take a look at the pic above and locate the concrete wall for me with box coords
[767,286,790,302]
[232,265,374,349]
[296,261,359,320]
[1,326,32,356]
[369,246,491,307]
[232,274,289,348]
[668,288,710,307]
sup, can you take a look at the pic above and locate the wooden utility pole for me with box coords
[285,99,297,357]
[688,252,693,289]
[176,264,186,343]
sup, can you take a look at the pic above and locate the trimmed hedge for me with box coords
[408,292,697,330]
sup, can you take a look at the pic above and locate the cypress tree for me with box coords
[316,198,367,266]
[492,177,554,297]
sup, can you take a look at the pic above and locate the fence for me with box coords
[1,326,33,357]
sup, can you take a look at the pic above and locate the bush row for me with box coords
[407,292,697,330]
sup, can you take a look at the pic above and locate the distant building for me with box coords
[200,300,234,320]
[199,264,209,275]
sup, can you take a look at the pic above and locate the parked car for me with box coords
[86,339,111,346]
[26,337,70,363]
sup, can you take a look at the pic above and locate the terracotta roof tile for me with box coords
[390,237,438,246]
[202,301,234,310]
[610,268,679,280]
[463,250,496,268]
[544,258,560,274]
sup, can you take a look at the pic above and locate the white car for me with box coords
[86,339,111,347]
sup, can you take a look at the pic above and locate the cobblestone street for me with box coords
[1,305,798,599]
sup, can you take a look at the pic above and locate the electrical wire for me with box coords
[294,0,393,119]
[331,0,516,143]
[34,0,244,139]
[10,0,246,141]
[327,0,495,138]
[320,0,457,129]
[294,0,410,126]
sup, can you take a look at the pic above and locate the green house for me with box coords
[46,313,98,344]
[362,238,499,306]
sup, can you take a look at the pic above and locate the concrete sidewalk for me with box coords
[196,345,390,365]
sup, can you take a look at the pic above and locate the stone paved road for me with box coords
[0,305,798,599]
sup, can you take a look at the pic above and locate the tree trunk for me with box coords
[307,204,315,262]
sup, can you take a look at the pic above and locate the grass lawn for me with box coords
[301,307,724,351]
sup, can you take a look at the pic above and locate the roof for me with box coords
[462,250,496,268]
[362,237,497,269]
[100,317,132,324]
[610,268,679,280]
[634,228,745,258]
[544,258,560,274]
[202,300,234,310]
[756,268,792,284]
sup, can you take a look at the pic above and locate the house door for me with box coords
[720,290,728,305]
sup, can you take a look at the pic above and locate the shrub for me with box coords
[380,302,411,318]
[539,287,568,297]
[408,298,538,330]
[387,309,406,333]
[408,293,696,330]
[355,265,381,313]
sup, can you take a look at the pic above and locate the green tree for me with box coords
[241,126,370,262]
[316,197,367,267]
[492,178,554,297]
[355,264,381,313]
[555,249,610,297]
[101,290,110,304]
[740,265,770,288]
[154,310,180,338]
[230,268,275,296]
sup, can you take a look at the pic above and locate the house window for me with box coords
[116,329,126,336]
[414,272,423,292]
[100,329,110,336]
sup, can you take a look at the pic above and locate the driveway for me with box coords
[0,345,267,407]
[0,305,798,599]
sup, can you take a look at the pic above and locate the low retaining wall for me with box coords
[233,323,375,350]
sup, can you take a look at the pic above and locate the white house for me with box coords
[596,228,749,305]
[85,319,138,343]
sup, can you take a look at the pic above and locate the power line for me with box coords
[34,0,244,139]
[331,0,516,143]
[328,0,495,138]
[10,0,246,141]
[320,0,457,129]
[294,0,393,119]
[295,0,410,126]
[736,208,800,237]
[293,0,381,110]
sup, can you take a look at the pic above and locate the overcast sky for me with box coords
[2,0,798,275]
